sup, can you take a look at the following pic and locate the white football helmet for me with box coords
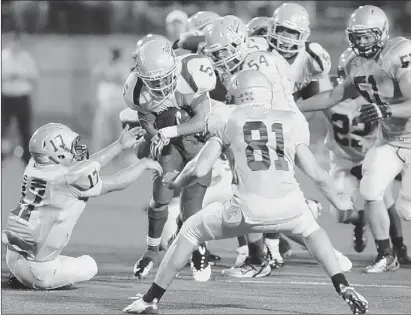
[346,5,389,58]
[134,39,178,99]
[226,69,273,105]
[267,3,311,55]
[132,34,170,59]
[188,11,221,33]
[203,15,248,75]
[29,123,88,166]
[246,17,269,37]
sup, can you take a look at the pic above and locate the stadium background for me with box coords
[2,1,411,314]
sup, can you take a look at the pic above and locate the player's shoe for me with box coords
[266,245,284,268]
[133,257,155,279]
[334,249,353,272]
[234,245,249,267]
[393,245,411,265]
[123,294,158,314]
[353,211,367,253]
[221,257,271,278]
[205,248,221,266]
[339,285,369,314]
[191,244,211,282]
[364,254,399,273]
[279,234,292,258]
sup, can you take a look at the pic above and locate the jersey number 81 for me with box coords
[243,121,289,171]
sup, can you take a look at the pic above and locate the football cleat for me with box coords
[191,244,211,282]
[364,254,399,273]
[353,211,367,253]
[123,294,158,314]
[393,245,411,265]
[7,274,26,289]
[265,244,284,268]
[133,257,155,279]
[222,257,271,278]
[340,285,369,314]
[206,248,221,266]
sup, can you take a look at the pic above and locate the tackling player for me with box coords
[2,123,161,290]
[297,5,411,272]
[123,69,368,315]
[123,38,217,281]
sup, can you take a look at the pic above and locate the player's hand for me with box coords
[118,125,146,150]
[142,158,163,178]
[150,131,170,161]
[333,193,353,212]
[162,171,180,189]
[359,103,391,123]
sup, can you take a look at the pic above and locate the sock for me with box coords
[237,235,247,247]
[143,282,166,303]
[391,237,404,250]
[248,238,265,264]
[375,239,392,256]
[147,206,169,251]
[331,273,350,294]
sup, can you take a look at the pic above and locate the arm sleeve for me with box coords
[65,160,103,198]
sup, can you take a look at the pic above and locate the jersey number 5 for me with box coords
[243,121,289,172]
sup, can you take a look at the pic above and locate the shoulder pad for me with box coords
[178,54,216,95]
[305,42,332,76]
[380,37,411,78]
[337,47,356,77]
[65,160,101,191]
[247,36,269,52]
[123,71,145,111]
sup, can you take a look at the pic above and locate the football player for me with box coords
[202,14,352,277]
[123,69,368,315]
[123,38,217,281]
[2,123,161,290]
[298,5,411,273]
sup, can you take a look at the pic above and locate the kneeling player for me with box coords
[2,123,162,290]
[123,70,368,315]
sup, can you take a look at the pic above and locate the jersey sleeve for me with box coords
[293,112,310,146]
[205,102,233,146]
[247,36,270,52]
[179,54,217,97]
[385,38,411,81]
[65,160,103,198]
[305,42,332,80]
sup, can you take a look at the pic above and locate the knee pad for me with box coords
[78,255,98,279]
[360,177,385,202]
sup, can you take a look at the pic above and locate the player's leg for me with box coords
[360,145,403,273]
[123,201,251,314]
[392,150,411,264]
[275,203,367,314]
[134,144,184,279]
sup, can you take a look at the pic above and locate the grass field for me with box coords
[2,155,411,314]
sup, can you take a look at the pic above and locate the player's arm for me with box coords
[297,78,354,112]
[138,111,158,141]
[166,137,222,190]
[295,144,350,210]
[88,126,145,168]
[99,158,162,195]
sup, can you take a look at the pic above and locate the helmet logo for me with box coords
[162,42,172,55]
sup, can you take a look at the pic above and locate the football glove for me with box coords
[359,103,391,123]
[150,130,170,161]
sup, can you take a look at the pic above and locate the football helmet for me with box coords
[337,48,352,84]
[226,69,273,105]
[29,123,88,166]
[203,15,248,75]
[132,34,170,59]
[267,3,311,55]
[246,17,269,37]
[134,39,178,99]
[347,5,389,58]
[188,11,221,33]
